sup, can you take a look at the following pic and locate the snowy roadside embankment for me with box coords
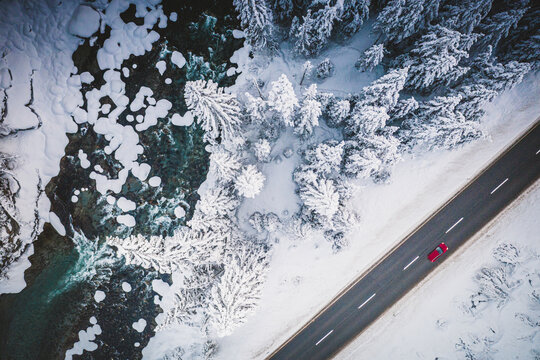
[336,180,540,360]
[216,69,540,359]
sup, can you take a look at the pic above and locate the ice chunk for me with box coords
[117,197,136,212]
[156,61,166,75]
[174,206,186,218]
[94,290,106,303]
[171,51,186,69]
[148,176,161,187]
[132,319,147,333]
[78,150,91,169]
[117,214,136,227]
[68,5,100,38]
[170,111,194,126]
[122,282,132,292]
[49,212,66,236]
[169,12,178,22]
[89,316,97,325]
[232,30,245,39]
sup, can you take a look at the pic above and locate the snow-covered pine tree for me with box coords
[336,0,371,37]
[475,9,528,52]
[106,227,224,274]
[346,105,389,137]
[196,186,239,218]
[399,26,480,91]
[355,44,385,72]
[184,80,242,144]
[244,92,267,124]
[207,244,269,337]
[291,5,340,56]
[269,0,295,22]
[299,178,340,218]
[499,7,540,69]
[399,95,483,151]
[343,132,401,182]
[294,84,322,136]
[315,58,335,79]
[453,84,498,121]
[389,97,419,122]
[267,74,298,126]
[373,0,441,44]
[474,60,531,93]
[209,147,242,182]
[359,67,409,109]
[233,0,275,51]
[439,0,494,34]
[235,165,265,198]
[304,140,344,176]
[326,99,351,127]
[252,138,272,162]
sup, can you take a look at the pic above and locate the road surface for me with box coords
[268,120,540,360]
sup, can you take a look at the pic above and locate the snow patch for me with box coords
[49,212,66,236]
[117,197,136,212]
[68,5,100,38]
[171,51,186,69]
[94,290,105,303]
[132,318,147,333]
[122,282,132,292]
[148,176,161,187]
[170,112,194,126]
[156,60,166,75]
[117,214,136,227]
[174,206,185,219]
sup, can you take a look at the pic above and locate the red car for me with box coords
[428,243,448,262]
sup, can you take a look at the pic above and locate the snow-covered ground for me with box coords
[216,69,540,359]
[336,180,540,360]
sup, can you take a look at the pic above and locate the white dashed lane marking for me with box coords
[490,178,509,195]
[445,217,464,234]
[315,330,334,346]
[358,293,376,310]
[403,256,420,271]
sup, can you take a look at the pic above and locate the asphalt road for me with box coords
[268,121,540,360]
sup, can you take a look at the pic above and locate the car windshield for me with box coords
[436,247,443,255]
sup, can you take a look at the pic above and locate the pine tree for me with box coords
[304,140,344,176]
[336,0,371,37]
[453,84,498,121]
[399,26,480,91]
[244,92,267,124]
[475,9,527,52]
[209,147,242,182]
[267,74,298,126]
[327,99,351,127]
[299,178,340,218]
[269,0,295,22]
[106,228,224,274]
[184,80,242,144]
[373,0,441,44]
[440,0,494,34]
[499,8,540,69]
[252,138,272,162]
[359,67,409,109]
[233,0,275,50]
[197,186,239,218]
[399,95,483,151]
[355,44,385,72]
[294,84,322,136]
[207,244,269,337]
[347,105,389,137]
[389,97,419,122]
[291,5,340,56]
[235,165,265,198]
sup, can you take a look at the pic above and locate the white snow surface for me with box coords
[117,214,136,227]
[336,181,540,360]
[68,5,100,38]
[117,197,136,212]
[170,111,194,126]
[213,37,540,359]
[49,212,66,237]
